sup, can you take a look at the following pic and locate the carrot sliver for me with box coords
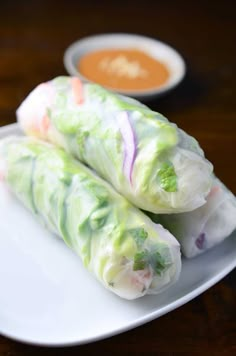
[208,185,221,198]
[41,115,50,133]
[71,77,84,105]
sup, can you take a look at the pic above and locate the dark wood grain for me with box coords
[0,0,235,354]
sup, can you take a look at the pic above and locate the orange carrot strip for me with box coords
[71,77,84,105]
[41,114,50,134]
[208,185,221,198]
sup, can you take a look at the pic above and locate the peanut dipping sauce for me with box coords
[78,49,170,91]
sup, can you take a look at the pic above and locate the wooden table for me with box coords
[0,0,235,354]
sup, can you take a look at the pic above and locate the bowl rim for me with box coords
[63,32,186,98]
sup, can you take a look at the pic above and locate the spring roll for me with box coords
[16,76,213,214]
[151,178,236,258]
[0,136,181,299]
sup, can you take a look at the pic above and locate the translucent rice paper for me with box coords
[154,178,236,258]
[17,77,213,214]
[0,136,181,299]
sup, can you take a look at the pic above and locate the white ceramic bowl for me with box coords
[63,33,186,100]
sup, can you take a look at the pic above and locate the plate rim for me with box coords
[0,257,235,347]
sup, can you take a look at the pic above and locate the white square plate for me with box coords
[0,124,235,346]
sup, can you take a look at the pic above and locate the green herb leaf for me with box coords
[152,251,168,275]
[157,162,177,192]
[133,251,148,271]
[130,227,148,248]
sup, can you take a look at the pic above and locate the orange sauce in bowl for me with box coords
[78,49,170,91]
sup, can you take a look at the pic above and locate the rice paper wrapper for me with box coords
[16,76,213,214]
[0,136,182,299]
[153,178,236,258]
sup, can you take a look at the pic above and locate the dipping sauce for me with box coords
[78,49,170,91]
